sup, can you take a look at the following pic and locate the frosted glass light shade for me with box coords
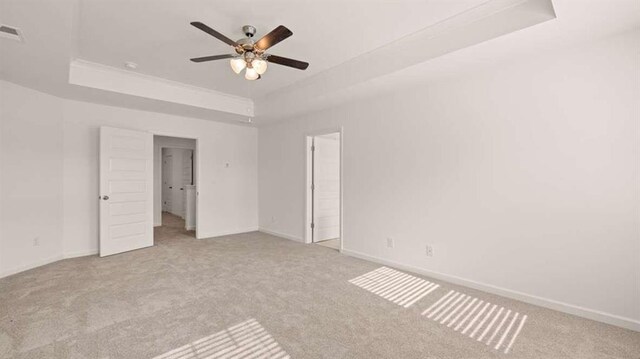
[253,59,268,75]
[245,67,259,80]
[230,58,246,74]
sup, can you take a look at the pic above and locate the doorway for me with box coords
[99,128,199,257]
[306,131,342,250]
[154,135,197,239]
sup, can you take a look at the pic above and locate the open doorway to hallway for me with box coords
[306,131,341,250]
[154,135,197,239]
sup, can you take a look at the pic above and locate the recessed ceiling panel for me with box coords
[76,0,487,99]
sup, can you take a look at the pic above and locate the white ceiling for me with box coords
[1,0,639,125]
[76,0,487,99]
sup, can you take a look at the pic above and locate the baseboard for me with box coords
[341,248,640,332]
[0,249,102,279]
[0,226,261,277]
[0,254,64,279]
[197,227,259,239]
[258,228,304,242]
[63,249,98,259]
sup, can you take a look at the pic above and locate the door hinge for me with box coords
[311,184,315,190]
[311,222,315,229]
[311,145,315,152]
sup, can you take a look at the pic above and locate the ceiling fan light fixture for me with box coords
[245,66,259,80]
[253,58,268,75]
[190,22,309,80]
[230,57,246,74]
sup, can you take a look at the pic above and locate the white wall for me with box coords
[0,81,64,276]
[0,79,259,275]
[154,136,196,226]
[63,98,258,256]
[258,30,640,329]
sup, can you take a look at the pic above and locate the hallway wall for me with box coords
[154,136,196,226]
[161,147,193,219]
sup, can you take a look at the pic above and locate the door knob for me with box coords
[102,195,109,200]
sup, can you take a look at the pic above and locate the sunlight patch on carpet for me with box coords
[422,290,528,354]
[349,266,440,308]
[153,318,290,359]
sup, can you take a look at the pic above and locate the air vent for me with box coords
[0,24,24,42]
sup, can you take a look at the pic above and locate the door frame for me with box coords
[153,131,200,240]
[304,127,343,251]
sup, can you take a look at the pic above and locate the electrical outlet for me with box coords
[33,237,40,246]
[386,238,394,248]
[426,244,433,257]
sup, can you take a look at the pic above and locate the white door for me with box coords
[313,134,340,242]
[100,126,154,257]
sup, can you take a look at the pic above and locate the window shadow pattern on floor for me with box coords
[153,318,290,359]
[422,290,528,354]
[349,266,440,308]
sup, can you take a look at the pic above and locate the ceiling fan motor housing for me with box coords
[236,25,257,53]
[236,38,254,52]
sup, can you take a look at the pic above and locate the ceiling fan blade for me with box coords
[190,21,237,47]
[266,55,309,70]
[190,54,234,63]
[255,25,293,51]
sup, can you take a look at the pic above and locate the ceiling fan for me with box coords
[190,22,309,81]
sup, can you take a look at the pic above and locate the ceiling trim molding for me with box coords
[256,0,556,122]
[69,59,254,117]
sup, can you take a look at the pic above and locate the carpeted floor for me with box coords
[315,238,340,251]
[0,214,638,358]
[160,211,196,238]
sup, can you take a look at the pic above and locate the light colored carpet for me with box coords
[315,238,340,250]
[0,217,638,358]
[161,211,196,237]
